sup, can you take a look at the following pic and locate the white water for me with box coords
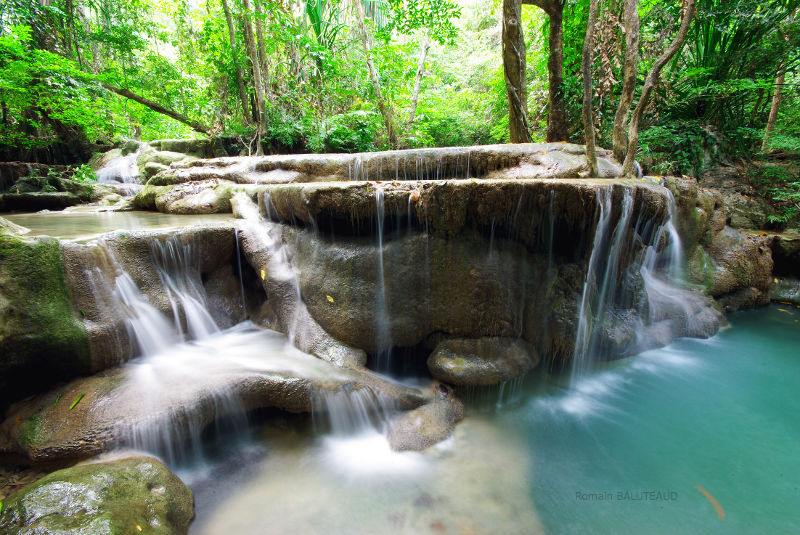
[151,237,219,340]
[96,148,143,196]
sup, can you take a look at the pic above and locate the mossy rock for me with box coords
[0,455,194,535]
[0,235,90,410]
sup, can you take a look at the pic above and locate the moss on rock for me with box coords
[0,455,194,535]
[0,235,90,410]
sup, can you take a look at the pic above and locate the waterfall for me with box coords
[311,386,394,436]
[373,187,393,370]
[571,188,615,379]
[96,147,143,196]
[151,237,219,340]
[114,271,180,356]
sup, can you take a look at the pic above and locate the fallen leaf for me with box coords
[136,525,142,532]
[695,485,725,520]
[69,393,85,410]
[260,269,266,280]
[326,295,335,303]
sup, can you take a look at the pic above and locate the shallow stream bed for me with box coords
[179,305,800,535]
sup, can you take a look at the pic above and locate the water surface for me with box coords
[1,210,233,240]
[183,305,800,534]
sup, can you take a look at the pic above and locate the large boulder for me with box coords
[0,235,90,411]
[427,337,539,386]
[0,455,194,535]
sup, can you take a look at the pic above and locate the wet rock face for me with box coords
[0,455,194,535]
[772,232,800,277]
[245,179,680,368]
[426,338,539,386]
[667,176,777,312]
[153,143,625,189]
[0,235,90,411]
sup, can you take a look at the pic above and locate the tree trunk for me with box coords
[503,0,532,143]
[102,83,211,134]
[355,0,398,148]
[253,0,271,103]
[612,0,640,162]
[762,70,786,152]
[622,0,697,177]
[408,31,431,125]
[582,0,600,176]
[242,0,266,155]
[526,0,567,141]
[221,0,251,125]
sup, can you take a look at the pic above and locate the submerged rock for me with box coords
[0,455,194,535]
[387,394,465,451]
[427,337,539,386]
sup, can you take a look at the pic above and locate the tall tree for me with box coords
[220,0,251,124]
[582,0,600,176]
[762,68,786,152]
[525,0,568,142]
[407,30,430,125]
[612,0,639,162]
[621,0,697,177]
[502,0,532,143]
[355,0,398,147]
[242,0,267,154]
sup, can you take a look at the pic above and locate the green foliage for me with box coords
[308,110,381,153]
[638,121,718,176]
[381,0,463,44]
[71,164,97,183]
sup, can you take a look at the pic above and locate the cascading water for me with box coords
[311,386,394,436]
[96,147,143,196]
[373,187,393,371]
[151,237,219,340]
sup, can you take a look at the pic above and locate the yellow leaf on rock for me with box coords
[260,270,265,280]
[326,295,335,303]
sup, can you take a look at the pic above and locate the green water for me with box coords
[1,210,233,240]
[513,304,800,534]
[185,305,800,534]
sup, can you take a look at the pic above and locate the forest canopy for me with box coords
[1,0,799,170]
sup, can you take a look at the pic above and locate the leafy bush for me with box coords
[638,121,717,176]
[307,110,381,153]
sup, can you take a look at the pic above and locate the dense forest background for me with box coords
[1,1,799,197]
